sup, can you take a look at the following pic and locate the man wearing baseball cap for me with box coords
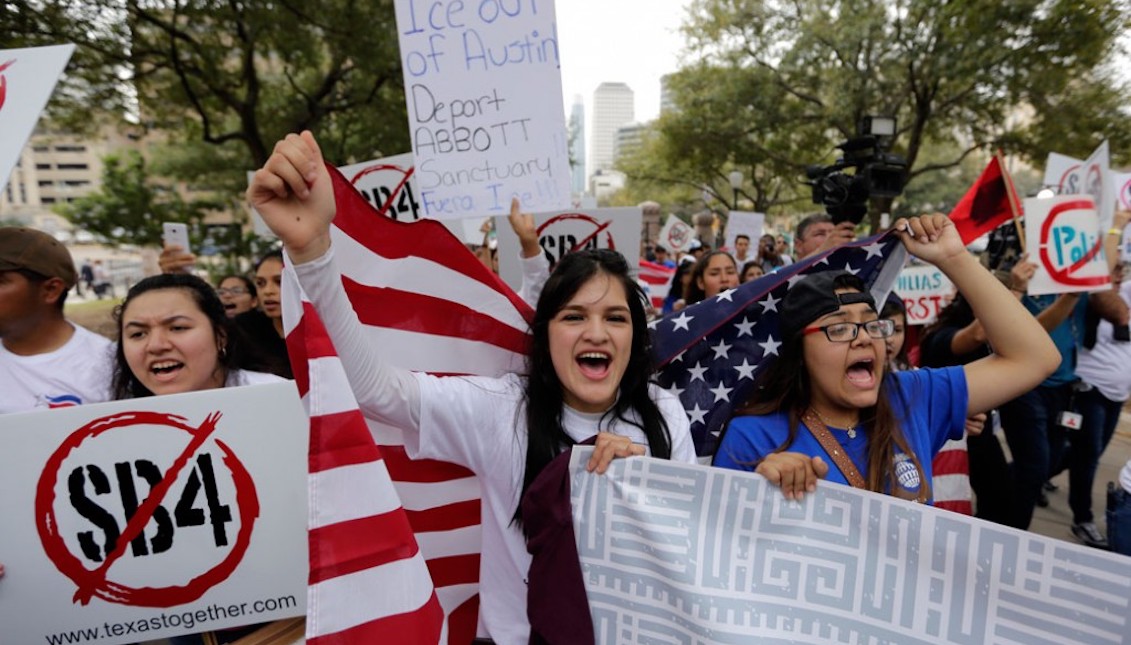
[0,226,113,413]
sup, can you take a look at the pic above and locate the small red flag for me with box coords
[948,155,1022,244]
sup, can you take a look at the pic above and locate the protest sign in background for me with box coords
[1024,195,1110,295]
[0,383,307,645]
[656,214,695,254]
[722,211,766,255]
[0,44,74,188]
[249,153,482,243]
[895,264,955,325]
[393,0,571,219]
[568,448,1131,645]
[494,207,642,292]
[1044,142,1115,230]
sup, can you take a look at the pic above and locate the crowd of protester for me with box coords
[3,131,1131,644]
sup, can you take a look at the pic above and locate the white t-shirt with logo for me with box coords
[0,323,115,414]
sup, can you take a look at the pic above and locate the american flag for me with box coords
[283,164,534,643]
[638,259,675,311]
[652,233,907,457]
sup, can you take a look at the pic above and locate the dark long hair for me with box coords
[517,249,673,527]
[723,275,931,501]
[111,274,274,399]
[683,251,737,305]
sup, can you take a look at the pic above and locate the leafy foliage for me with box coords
[58,150,220,247]
[8,0,409,191]
[631,0,1131,224]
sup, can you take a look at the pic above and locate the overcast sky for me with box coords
[556,0,692,124]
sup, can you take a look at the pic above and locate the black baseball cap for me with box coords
[780,270,875,337]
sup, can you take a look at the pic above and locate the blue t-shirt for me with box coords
[713,366,968,502]
[1022,294,1087,387]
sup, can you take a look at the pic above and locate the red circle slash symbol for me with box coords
[35,411,259,607]
[1038,198,1108,288]
[0,59,15,113]
[536,213,616,267]
[349,163,420,221]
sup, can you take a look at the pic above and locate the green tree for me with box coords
[8,1,409,196]
[636,0,1131,225]
[58,150,220,247]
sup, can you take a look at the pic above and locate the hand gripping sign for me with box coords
[1024,195,1111,295]
[0,382,307,645]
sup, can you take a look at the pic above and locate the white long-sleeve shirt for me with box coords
[293,248,695,645]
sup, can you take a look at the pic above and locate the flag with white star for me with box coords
[651,232,907,456]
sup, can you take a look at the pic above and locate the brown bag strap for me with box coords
[803,411,866,489]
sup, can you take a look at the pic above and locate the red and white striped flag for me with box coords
[283,164,534,643]
[638,259,674,311]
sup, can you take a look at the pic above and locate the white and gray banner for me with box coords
[569,448,1131,645]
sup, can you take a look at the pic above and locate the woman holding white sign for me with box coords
[248,131,696,645]
[714,215,1061,504]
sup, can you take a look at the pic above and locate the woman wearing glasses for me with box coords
[215,275,258,317]
[713,214,1060,504]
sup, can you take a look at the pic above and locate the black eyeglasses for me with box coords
[803,319,894,342]
[216,287,250,296]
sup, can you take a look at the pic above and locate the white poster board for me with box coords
[1043,141,1115,230]
[393,0,571,219]
[894,264,955,325]
[0,44,75,188]
[656,215,695,254]
[0,382,308,645]
[248,153,483,244]
[495,207,641,291]
[1023,194,1110,295]
[722,211,765,257]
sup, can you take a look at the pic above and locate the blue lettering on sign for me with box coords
[1052,226,1098,266]
[463,24,559,71]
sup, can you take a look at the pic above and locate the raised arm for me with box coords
[894,215,1060,416]
[248,131,420,429]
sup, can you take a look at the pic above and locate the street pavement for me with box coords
[1031,406,1131,552]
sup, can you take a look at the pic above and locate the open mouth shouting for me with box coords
[846,357,877,389]
[150,360,185,382]
[577,351,612,379]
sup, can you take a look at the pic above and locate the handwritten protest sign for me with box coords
[657,214,695,254]
[722,211,765,255]
[0,44,74,188]
[895,263,955,325]
[1043,141,1115,230]
[0,383,307,645]
[1024,195,1110,295]
[494,207,641,292]
[393,0,571,219]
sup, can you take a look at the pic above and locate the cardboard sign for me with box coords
[895,263,955,325]
[1044,142,1115,230]
[494,207,641,291]
[0,382,308,645]
[656,214,695,254]
[392,0,571,219]
[1024,195,1110,295]
[0,44,75,188]
[247,154,483,244]
[723,211,765,260]
[338,153,486,245]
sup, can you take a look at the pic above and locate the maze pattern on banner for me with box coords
[568,450,1131,645]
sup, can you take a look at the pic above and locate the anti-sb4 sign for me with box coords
[0,382,307,645]
[494,207,642,293]
[1024,195,1111,296]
